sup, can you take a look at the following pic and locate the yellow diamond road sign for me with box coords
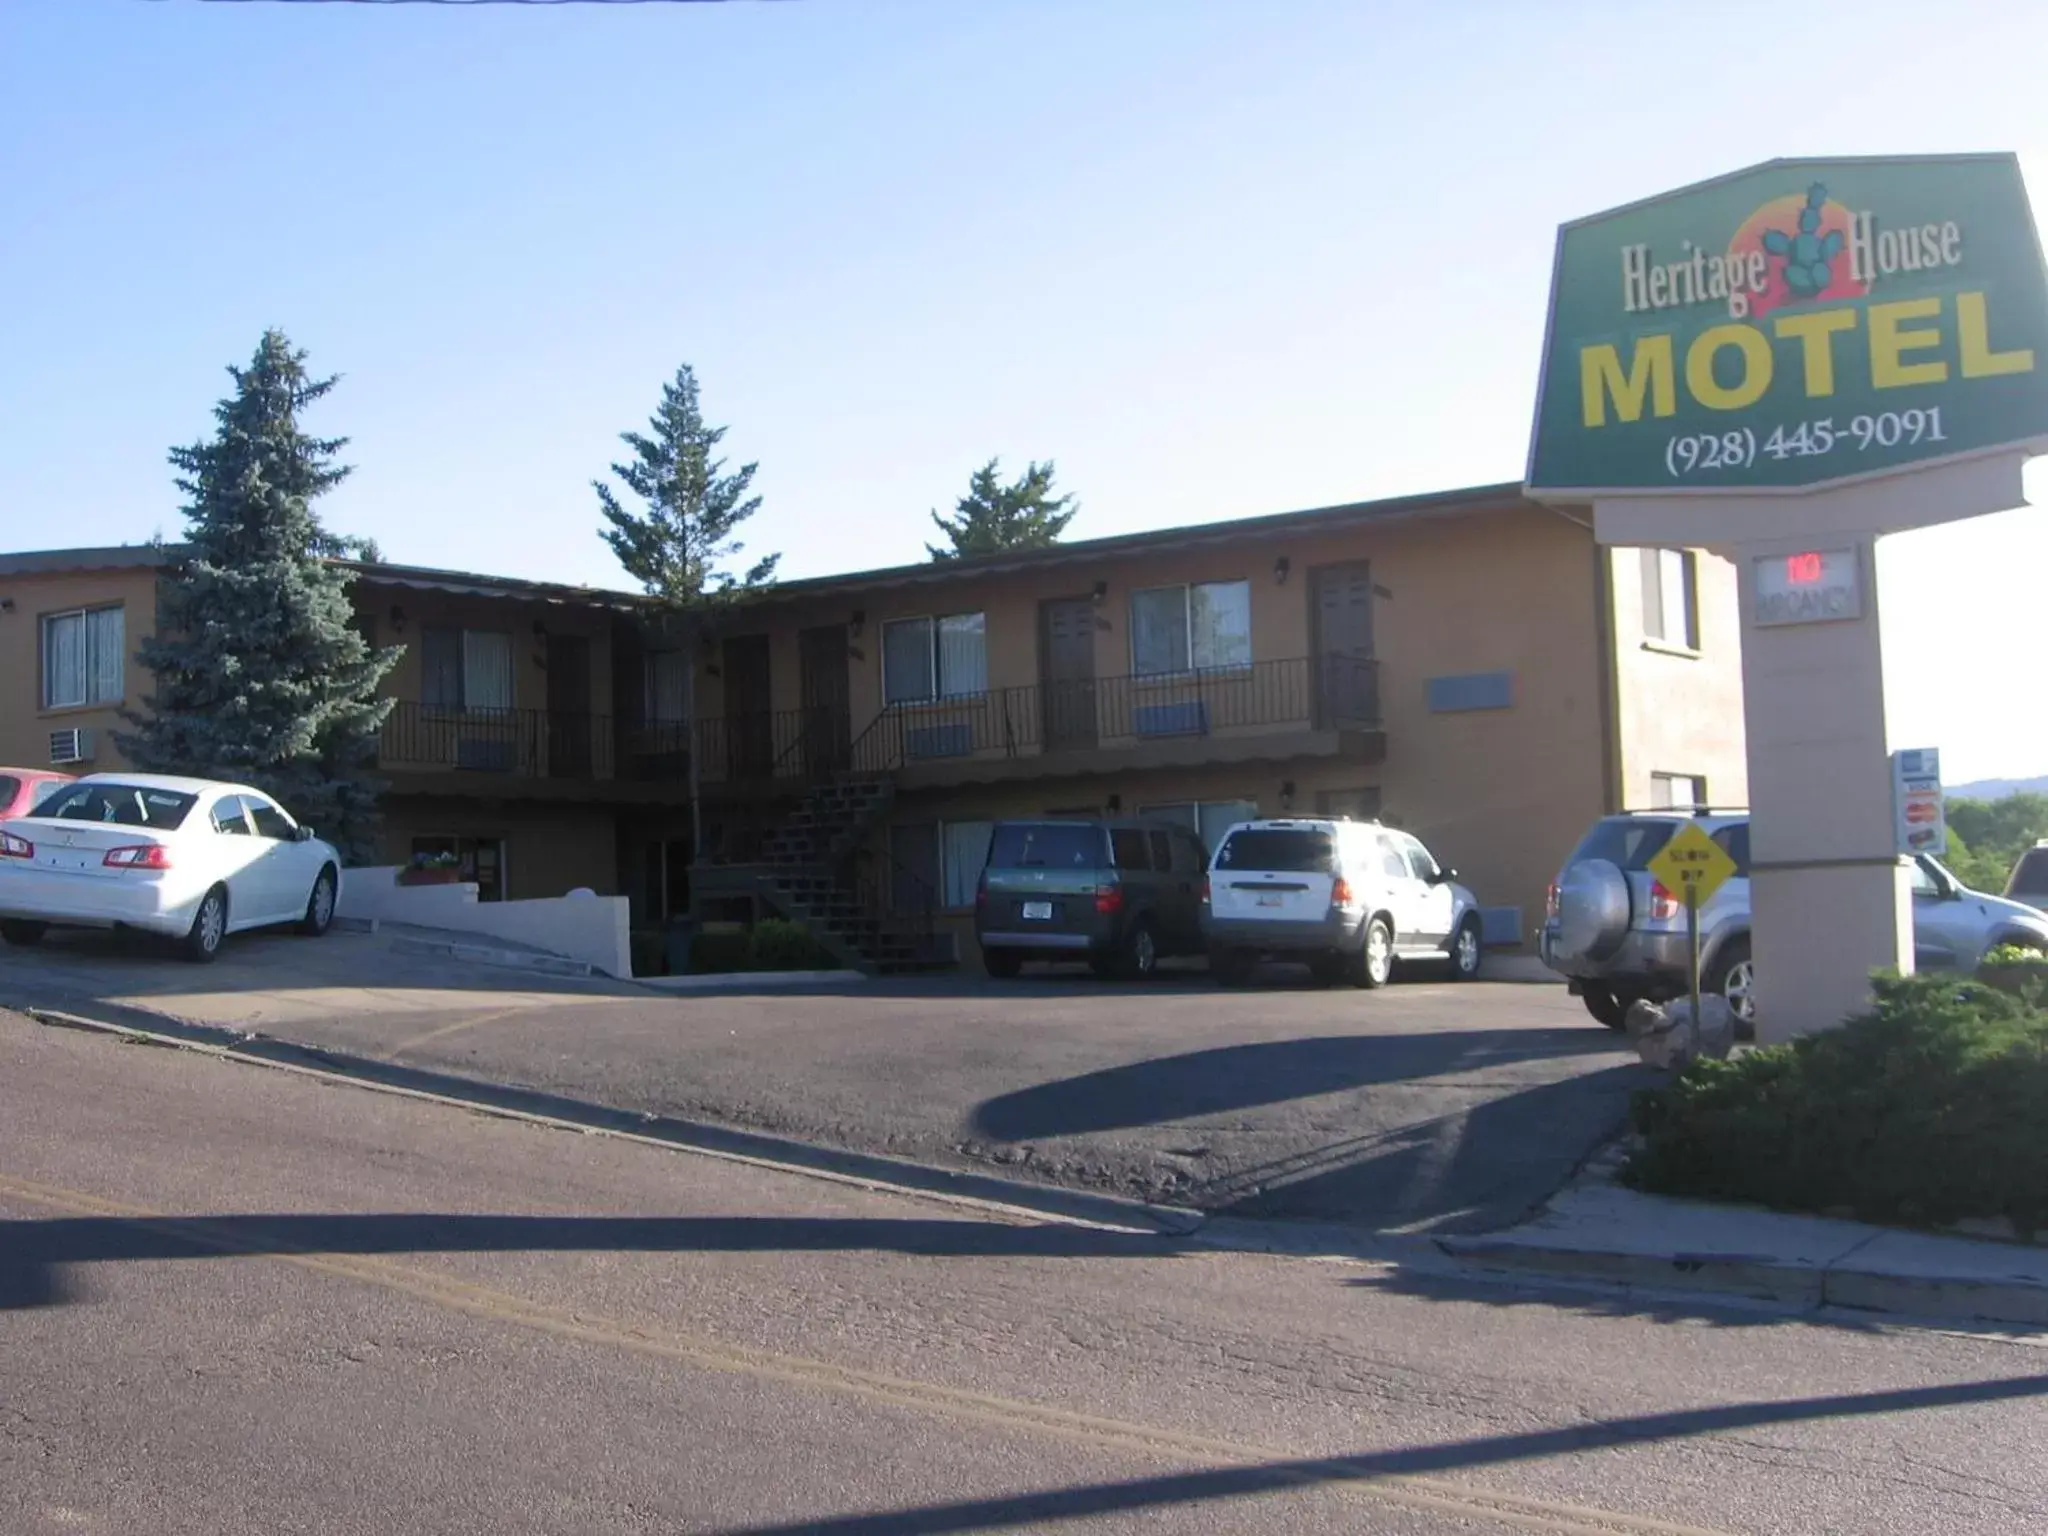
[1646,821,1739,909]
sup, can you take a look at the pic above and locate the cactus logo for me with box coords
[1727,183,1868,321]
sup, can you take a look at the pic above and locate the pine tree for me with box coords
[116,331,402,862]
[597,363,779,855]
[926,458,1078,561]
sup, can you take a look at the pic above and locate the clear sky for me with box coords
[3,0,2044,783]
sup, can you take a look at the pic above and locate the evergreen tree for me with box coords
[926,458,1078,561]
[116,331,402,862]
[597,363,779,855]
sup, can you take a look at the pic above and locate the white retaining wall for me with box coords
[337,867,632,979]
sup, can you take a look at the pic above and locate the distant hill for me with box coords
[1948,776,2048,801]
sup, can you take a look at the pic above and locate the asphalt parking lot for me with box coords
[0,928,1647,1234]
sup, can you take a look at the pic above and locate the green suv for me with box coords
[974,818,1211,980]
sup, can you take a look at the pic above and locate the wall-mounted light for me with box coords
[532,619,549,638]
[1280,779,1297,810]
[388,603,408,633]
[0,597,14,613]
[1106,793,1122,813]
[849,609,866,638]
[1273,556,1291,585]
[1091,581,1108,605]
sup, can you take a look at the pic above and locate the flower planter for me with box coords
[398,867,462,888]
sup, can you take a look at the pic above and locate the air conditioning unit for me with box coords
[49,727,94,766]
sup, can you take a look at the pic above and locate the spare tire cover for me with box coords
[1553,859,1632,963]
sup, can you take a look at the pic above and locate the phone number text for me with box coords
[1664,407,1949,478]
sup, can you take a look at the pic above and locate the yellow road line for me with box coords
[379,1005,528,1060]
[0,1168,1729,1536]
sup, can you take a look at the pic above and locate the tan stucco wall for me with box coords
[836,503,1613,945]
[377,798,620,901]
[0,567,160,775]
[355,582,616,722]
[1608,547,1749,811]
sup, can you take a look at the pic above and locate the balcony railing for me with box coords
[372,656,1377,790]
[372,700,852,788]
[846,655,1379,776]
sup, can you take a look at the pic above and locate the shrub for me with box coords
[688,928,754,975]
[685,920,837,974]
[1623,974,2048,1234]
[747,918,837,972]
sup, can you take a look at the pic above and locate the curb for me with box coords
[637,969,867,993]
[9,999,1202,1241]
[1438,1237,2048,1328]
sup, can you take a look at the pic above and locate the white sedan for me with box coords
[0,773,343,963]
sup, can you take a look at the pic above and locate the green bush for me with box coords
[746,918,837,972]
[687,928,754,975]
[1623,974,2048,1234]
[685,920,837,974]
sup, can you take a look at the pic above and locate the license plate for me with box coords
[1256,892,1285,908]
[1022,901,1054,921]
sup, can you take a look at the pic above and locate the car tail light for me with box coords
[1545,881,1561,919]
[1094,883,1124,915]
[1648,880,1681,921]
[1199,875,1211,904]
[974,873,987,911]
[1330,876,1356,909]
[104,844,172,871]
[0,830,31,859]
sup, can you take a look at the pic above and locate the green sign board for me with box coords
[1526,154,2048,496]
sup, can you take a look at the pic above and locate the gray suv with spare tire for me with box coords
[1540,809,2048,1031]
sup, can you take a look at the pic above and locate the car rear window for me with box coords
[1568,816,1681,871]
[988,823,1105,870]
[0,776,18,810]
[2011,848,2048,898]
[1214,828,1336,872]
[34,782,197,830]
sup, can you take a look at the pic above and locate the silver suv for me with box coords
[1203,817,1484,987]
[1540,809,2048,1031]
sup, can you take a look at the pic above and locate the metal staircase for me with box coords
[699,774,952,975]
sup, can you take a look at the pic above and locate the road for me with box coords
[5,1009,2048,1535]
[0,927,1647,1231]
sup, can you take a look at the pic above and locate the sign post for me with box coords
[1648,823,1741,1025]
[1526,155,2048,1041]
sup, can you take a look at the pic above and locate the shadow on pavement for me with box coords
[971,1029,1620,1140]
[1207,1063,1649,1231]
[710,1372,2048,1534]
[1344,1263,1847,1330]
[0,1210,1179,1311]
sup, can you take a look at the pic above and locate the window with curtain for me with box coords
[941,820,994,909]
[1129,581,1251,676]
[882,613,987,704]
[422,628,516,712]
[644,651,690,723]
[40,606,124,709]
[1641,548,1699,649]
[463,630,515,713]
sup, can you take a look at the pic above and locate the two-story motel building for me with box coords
[0,480,1746,968]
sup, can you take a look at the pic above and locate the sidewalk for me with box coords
[1440,1146,2048,1328]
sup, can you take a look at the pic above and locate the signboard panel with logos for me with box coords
[1893,747,1947,858]
[1526,155,2048,498]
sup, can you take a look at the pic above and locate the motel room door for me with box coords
[1039,597,1097,751]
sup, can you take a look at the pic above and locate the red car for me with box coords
[0,769,74,820]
